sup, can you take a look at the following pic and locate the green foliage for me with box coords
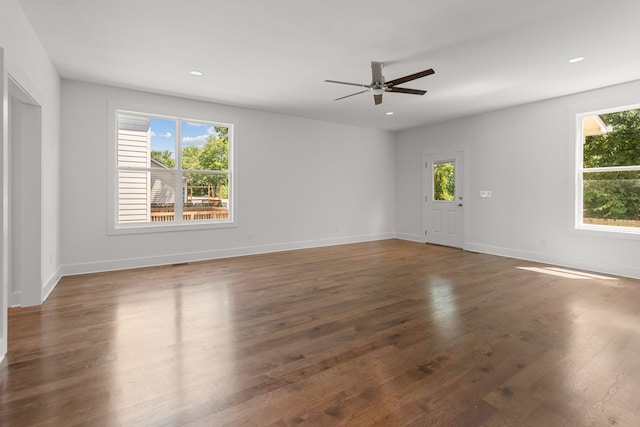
[583,110,640,221]
[583,173,640,219]
[584,110,640,168]
[150,150,175,168]
[433,162,455,201]
[182,126,229,198]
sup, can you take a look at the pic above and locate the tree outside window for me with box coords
[116,112,232,226]
[433,161,455,201]
[580,108,640,230]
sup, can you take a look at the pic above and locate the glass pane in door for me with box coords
[433,161,455,201]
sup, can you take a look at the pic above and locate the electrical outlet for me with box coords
[480,190,492,198]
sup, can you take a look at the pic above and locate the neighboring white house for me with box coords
[149,158,176,205]
[583,115,611,137]
[117,114,176,223]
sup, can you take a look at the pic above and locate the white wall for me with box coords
[396,79,640,279]
[61,81,396,274]
[0,46,7,359]
[0,0,61,305]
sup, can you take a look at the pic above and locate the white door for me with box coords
[425,151,463,248]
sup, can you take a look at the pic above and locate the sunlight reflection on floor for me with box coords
[517,266,618,281]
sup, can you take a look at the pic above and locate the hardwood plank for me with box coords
[1,239,639,426]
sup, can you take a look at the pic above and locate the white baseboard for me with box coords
[464,242,640,280]
[61,233,395,277]
[395,232,426,243]
[9,291,21,307]
[42,269,62,302]
[10,269,62,307]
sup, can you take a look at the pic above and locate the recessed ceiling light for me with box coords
[190,70,203,76]
[568,57,585,63]
[386,112,394,116]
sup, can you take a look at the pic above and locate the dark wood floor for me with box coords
[1,240,640,426]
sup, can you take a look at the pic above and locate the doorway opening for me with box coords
[8,76,42,307]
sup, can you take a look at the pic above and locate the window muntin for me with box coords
[577,107,640,233]
[116,111,232,228]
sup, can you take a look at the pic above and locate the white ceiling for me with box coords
[17,0,640,131]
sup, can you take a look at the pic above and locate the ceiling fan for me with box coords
[325,61,435,105]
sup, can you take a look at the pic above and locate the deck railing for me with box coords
[150,208,229,222]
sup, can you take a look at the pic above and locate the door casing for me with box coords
[423,149,466,248]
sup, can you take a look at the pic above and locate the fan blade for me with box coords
[386,87,427,96]
[385,68,434,87]
[371,61,384,84]
[325,80,370,88]
[374,94,383,105]
[334,90,369,101]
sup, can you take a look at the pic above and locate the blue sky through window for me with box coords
[150,119,223,157]
[150,118,176,154]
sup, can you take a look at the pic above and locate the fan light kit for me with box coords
[326,61,434,105]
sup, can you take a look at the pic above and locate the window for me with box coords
[433,161,455,201]
[577,106,640,233]
[115,111,233,229]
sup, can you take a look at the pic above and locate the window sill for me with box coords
[108,220,237,235]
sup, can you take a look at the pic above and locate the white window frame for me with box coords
[108,105,237,235]
[575,104,640,237]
